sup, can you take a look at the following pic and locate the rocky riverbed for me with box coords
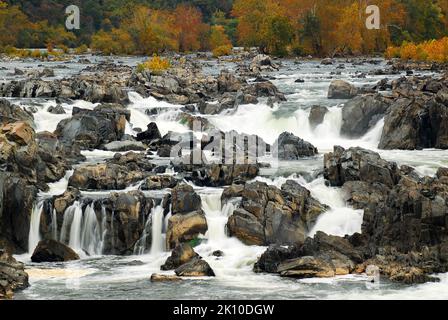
[1,52,448,300]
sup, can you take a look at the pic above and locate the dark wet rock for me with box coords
[254,231,363,277]
[136,122,161,144]
[55,104,129,149]
[328,80,358,99]
[379,96,448,150]
[174,257,215,277]
[161,243,199,271]
[0,249,29,299]
[341,94,391,137]
[31,239,80,263]
[227,180,327,246]
[274,132,318,160]
[188,164,260,188]
[0,99,33,126]
[324,146,400,187]
[52,187,81,215]
[47,104,66,114]
[166,210,208,250]
[0,173,37,253]
[171,184,202,215]
[308,106,328,128]
[100,191,154,255]
[212,250,224,257]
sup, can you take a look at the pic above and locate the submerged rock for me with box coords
[31,239,80,263]
[150,274,182,282]
[174,257,215,277]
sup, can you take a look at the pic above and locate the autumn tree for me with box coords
[173,4,205,52]
[0,2,32,48]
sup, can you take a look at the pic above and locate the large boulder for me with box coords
[31,239,80,262]
[274,132,318,160]
[171,184,202,215]
[166,210,208,250]
[254,231,363,278]
[0,174,37,253]
[227,180,327,246]
[379,97,448,150]
[54,104,129,149]
[328,80,358,99]
[341,94,391,137]
[174,257,215,277]
[0,249,29,299]
[324,146,400,187]
[161,243,199,270]
[308,106,328,128]
[136,122,161,144]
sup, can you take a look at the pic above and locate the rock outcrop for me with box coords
[227,180,327,246]
[328,80,358,99]
[31,239,80,263]
[274,132,318,160]
[0,249,29,299]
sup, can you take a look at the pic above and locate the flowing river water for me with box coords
[4,55,448,300]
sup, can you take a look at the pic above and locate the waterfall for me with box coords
[304,177,364,237]
[201,193,228,243]
[28,201,44,253]
[133,204,165,255]
[51,209,58,240]
[68,203,83,250]
[149,205,165,254]
[80,204,103,256]
[59,201,105,256]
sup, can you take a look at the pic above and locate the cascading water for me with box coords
[28,201,44,253]
[59,201,105,256]
[201,192,226,242]
[149,205,165,255]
